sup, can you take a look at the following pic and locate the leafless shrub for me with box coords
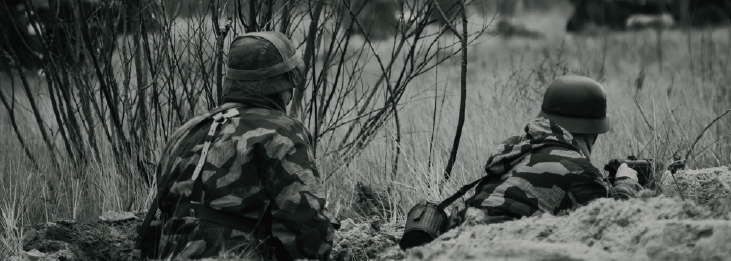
[0,0,490,213]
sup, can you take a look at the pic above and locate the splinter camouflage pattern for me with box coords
[155,97,334,260]
[450,117,642,227]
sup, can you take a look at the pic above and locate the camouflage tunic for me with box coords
[450,117,642,227]
[155,96,334,260]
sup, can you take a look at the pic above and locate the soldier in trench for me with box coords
[153,31,335,260]
[450,75,643,227]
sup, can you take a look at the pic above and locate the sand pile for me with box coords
[394,196,731,260]
[380,167,731,261]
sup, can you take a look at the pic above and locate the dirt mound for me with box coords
[10,167,730,261]
[662,166,731,218]
[10,213,404,261]
[11,213,140,261]
[382,195,731,261]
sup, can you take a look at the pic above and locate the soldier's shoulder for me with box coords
[237,108,298,126]
[531,145,598,173]
[533,145,586,160]
[235,108,311,137]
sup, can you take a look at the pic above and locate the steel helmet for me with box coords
[537,75,610,134]
[223,31,304,97]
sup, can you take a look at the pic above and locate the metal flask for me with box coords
[399,200,448,250]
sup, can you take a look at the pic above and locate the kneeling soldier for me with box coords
[153,32,334,260]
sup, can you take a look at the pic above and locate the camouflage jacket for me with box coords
[155,96,334,260]
[450,117,642,227]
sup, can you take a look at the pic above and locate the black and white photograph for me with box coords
[1,0,730,260]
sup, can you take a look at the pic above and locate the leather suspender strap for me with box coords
[177,108,273,244]
[137,107,245,259]
[137,197,159,242]
[138,108,239,238]
[190,108,240,181]
[437,177,487,210]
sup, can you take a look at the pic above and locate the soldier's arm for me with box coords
[568,168,610,205]
[258,125,334,260]
[569,168,642,204]
[611,177,643,200]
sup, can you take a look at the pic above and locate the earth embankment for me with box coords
[8,167,731,261]
[379,166,731,261]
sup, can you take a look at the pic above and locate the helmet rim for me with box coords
[537,111,611,134]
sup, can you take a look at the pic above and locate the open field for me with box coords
[1,3,731,260]
[327,16,731,221]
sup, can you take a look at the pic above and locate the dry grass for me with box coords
[323,24,731,223]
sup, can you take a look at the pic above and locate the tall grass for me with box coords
[1,1,484,255]
[324,26,731,222]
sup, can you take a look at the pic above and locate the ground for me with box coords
[11,212,140,261]
[381,166,731,261]
[8,167,730,261]
[389,195,731,261]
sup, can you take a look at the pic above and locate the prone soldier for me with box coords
[450,75,644,227]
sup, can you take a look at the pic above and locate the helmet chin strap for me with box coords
[573,133,597,158]
[584,136,593,154]
[286,90,293,106]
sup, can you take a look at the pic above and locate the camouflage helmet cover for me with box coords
[537,75,611,134]
[223,31,304,97]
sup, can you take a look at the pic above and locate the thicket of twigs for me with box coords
[0,0,489,219]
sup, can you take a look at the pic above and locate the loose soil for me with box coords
[386,195,731,261]
[378,166,731,261]
[13,216,140,261]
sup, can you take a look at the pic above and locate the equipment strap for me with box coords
[190,108,240,181]
[437,177,487,211]
[136,107,242,255]
[226,32,303,81]
[226,53,302,81]
[179,107,274,255]
[137,198,159,240]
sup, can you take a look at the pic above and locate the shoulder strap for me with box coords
[137,195,160,238]
[180,107,273,236]
[137,108,240,242]
[437,177,486,210]
[190,108,240,182]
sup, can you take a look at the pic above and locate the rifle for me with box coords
[604,156,685,186]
